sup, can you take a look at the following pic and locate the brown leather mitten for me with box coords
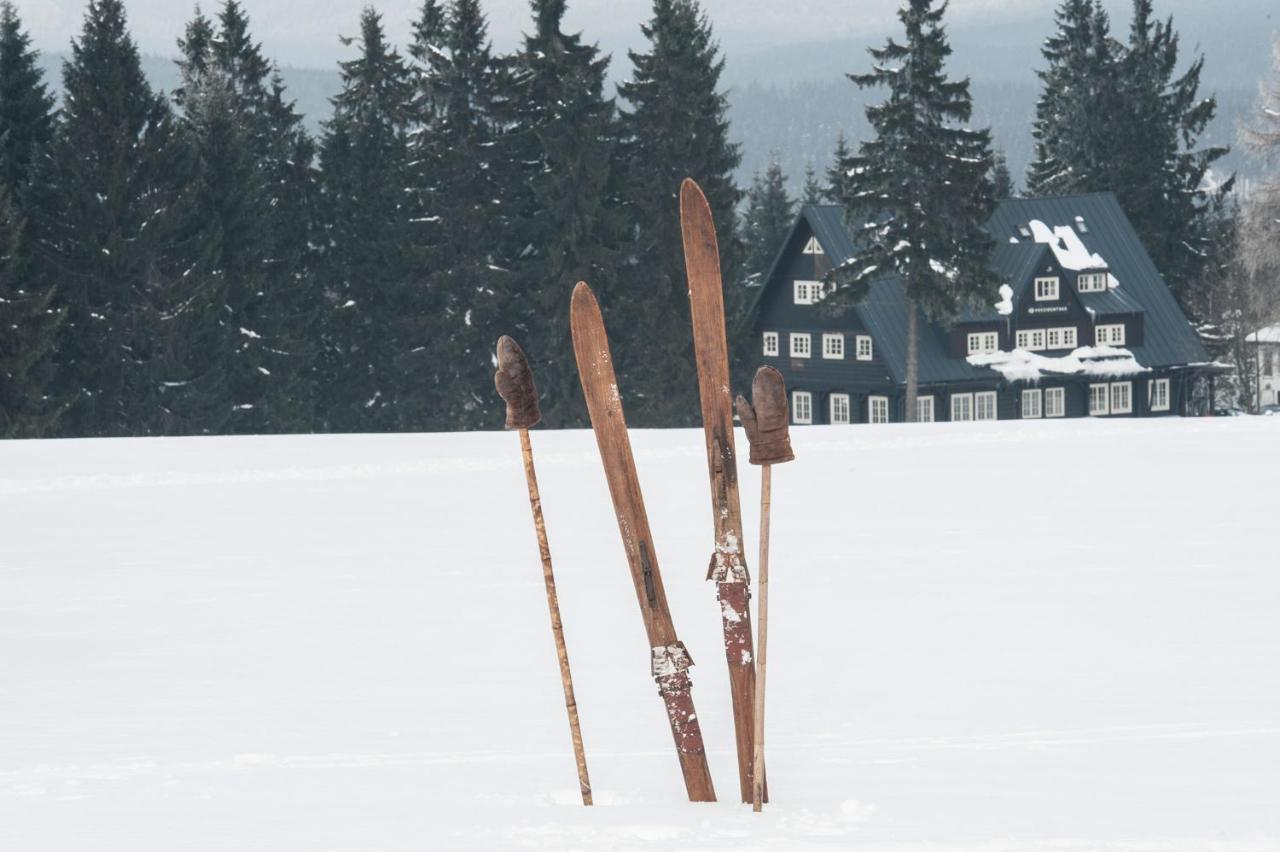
[494,335,541,429]
[735,366,795,466]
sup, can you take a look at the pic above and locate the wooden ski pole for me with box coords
[735,367,795,812]
[495,335,592,806]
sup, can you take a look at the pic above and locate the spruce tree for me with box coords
[1027,0,1229,300]
[831,0,996,420]
[741,157,795,280]
[172,3,319,433]
[801,163,823,204]
[405,0,507,432]
[823,132,853,202]
[43,0,190,436]
[990,148,1015,199]
[496,0,622,428]
[615,0,740,427]
[0,1,63,436]
[317,8,422,432]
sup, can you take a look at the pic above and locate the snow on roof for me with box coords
[1246,325,1280,344]
[994,284,1013,316]
[967,345,1149,383]
[1027,219,1111,274]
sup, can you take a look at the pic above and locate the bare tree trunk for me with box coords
[905,296,918,422]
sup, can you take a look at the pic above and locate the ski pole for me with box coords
[494,335,592,807]
[735,366,795,812]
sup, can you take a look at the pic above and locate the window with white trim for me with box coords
[822,333,844,359]
[803,236,824,255]
[1062,326,1078,348]
[830,393,851,424]
[1095,323,1125,346]
[869,396,889,424]
[967,331,998,355]
[855,335,873,361]
[975,391,998,421]
[1021,388,1042,419]
[1149,377,1170,412]
[792,391,812,424]
[789,333,811,358]
[1034,276,1060,301]
[1089,383,1110,416]
[951,393,974,422]
[1045,326,1077,350]
[793,280,823,304]
[762,332,779,356]
[1045,387,1065,417]
[1015,329,1047,351]
[1077,272,1107,293]
[1110,381,1132,414]
[916,395,935,423]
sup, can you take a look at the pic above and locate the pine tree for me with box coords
[990,148,1015,199]
[317,8,422,432]
[741,157,795,280]
[0,1,64,436]
[801,163,823,204]
[495,0,622,428]
[615,0,740,427]
[831,0,996,421]
[43,0,190,436]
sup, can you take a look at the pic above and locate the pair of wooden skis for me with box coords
[496,179,793,807]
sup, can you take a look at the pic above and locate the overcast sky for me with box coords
[14,0,1055,67]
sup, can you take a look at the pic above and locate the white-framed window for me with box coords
[1021,388,1042,419]
[1078,271,1107,293]
[822,333,844,359]
[830,393,851,424]
[1149,377,1170,412]
[1046,327,1063,349]
[1089,383,1110,416]
[1062,326,1078,348]
[1015,329,1047,351]
[1095,323,1126,346]
[869,395,890,424]
[967,331,999,355]
[792,391,812,424]
[950,393,974,422]
[1110,381,1132,414]
[916,395,935,422]
[976,391,998,421]
[789,333,811,358]
[1034,276,1060,301]
[762,332,779,356]
[855,335,873,361]
[803,236,824,255]
[794,280,823,305]
[1045,387,1065,417]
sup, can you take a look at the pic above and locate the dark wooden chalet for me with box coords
[748,193,1221,424]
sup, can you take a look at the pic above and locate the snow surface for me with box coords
[2,420,1279,850]
[968,345,1148,382]
[1247,325,1280,344]
[1028,219,1111,275]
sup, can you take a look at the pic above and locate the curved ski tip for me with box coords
[680,177,708,208]
[570,280,599,319]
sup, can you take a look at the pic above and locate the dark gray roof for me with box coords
[986,193,1208,368]
[753,194,1207,386]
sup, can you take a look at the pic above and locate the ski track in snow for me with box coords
[2,419,1279,850]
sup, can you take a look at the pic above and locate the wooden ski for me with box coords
[679,177,764,803]
[569,281,717,803]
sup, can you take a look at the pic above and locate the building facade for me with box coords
[749,194,1221,425]
[1246,325,1280,410]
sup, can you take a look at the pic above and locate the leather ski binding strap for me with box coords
[651,642,694,678]
[494,335,541,429]
[707,535,750,583]
[735,366,795,466]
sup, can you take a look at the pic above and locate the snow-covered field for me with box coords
[2,418,1278,851]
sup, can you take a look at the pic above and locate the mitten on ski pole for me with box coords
[735,366,795,466]
[495,335,541,430]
